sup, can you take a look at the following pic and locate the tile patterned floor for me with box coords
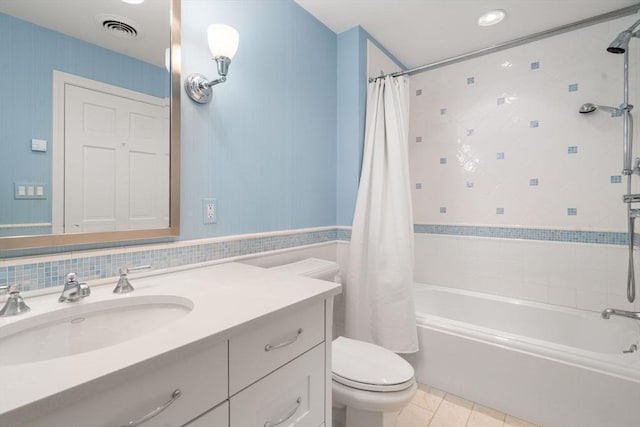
[398,384,539,427]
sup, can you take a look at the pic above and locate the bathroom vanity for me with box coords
[0,262,341,427]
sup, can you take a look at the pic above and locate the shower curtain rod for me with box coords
[370,3,640,83]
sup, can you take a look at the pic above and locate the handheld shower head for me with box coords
[578,103,597,114]
[578,103,622,115]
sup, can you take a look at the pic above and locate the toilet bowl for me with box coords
[269,258,417,427]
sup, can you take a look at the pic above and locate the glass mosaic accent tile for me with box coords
[568,146,578,154]
[611,175,622,184]
[416,89,423,96]
[440,207,447,214]
[440,157,447,164]
[497,97,505,105]
[416,183,423,189]
[413,224,628,245]
[466,129,475,136]
[496,208,505,215]
[416,136,423,143]
[530,61,540,70]
[466,181,474,188]
[530,178,539,186]
[467,76,475,85]
[568,83,578,92]
[440,108,447,115]
[496,152,505,160]
[530,120,539,128]
[567,208,578,216]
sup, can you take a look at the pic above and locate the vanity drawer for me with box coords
[229,301,324,394]
[230,343,325,427]
[17,340,228,427]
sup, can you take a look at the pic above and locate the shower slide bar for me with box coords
[369,4,640,82]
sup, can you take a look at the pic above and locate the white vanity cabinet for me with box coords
[0,263,340,427]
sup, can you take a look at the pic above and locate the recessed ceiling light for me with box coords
[122,0,144,4]
[478,9,506,27]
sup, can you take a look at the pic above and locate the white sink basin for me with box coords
[0,295,193,366]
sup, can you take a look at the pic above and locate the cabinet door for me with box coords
[15,340,228,427]
[230,344,325,427]
[184,401,229,427]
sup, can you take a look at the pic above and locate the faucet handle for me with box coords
[66,272,77,283]
[113,265,151,294]
[0,284,30,317]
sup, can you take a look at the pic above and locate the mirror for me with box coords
[0,0,180,250]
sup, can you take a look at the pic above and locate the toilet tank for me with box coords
[269,258,341,282]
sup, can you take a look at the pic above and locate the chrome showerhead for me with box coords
[578,103,622,115]
[579,103,597,114]
[607,30,633,54]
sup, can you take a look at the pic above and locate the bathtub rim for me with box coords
[413,282,640,384]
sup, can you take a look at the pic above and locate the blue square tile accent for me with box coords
[440,157,447,164]
[497,97,505,105]
[530,120,539,128]
[416,136,422,143]
[568,146,578,154]
[415,183,423,190]
[611,110,623,118]
[611,175,622,184]
[440,207,447,214]
[496,208,505,215]
[531,61,540,70]
[467,76,475,85]
[496,152,505,160]
[416,89,423,96]
[466,129,475,136]
[466,181,474,188]
[530,178,539,186]
[567,208,578,216]
[568,83,578,92]
[440,108,447,115]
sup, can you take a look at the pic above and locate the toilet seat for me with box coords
[332,337,415,392]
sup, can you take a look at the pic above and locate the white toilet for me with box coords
[269,258,417,427]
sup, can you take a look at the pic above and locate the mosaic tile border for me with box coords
[0,229,338,292]
[414,224,629,245]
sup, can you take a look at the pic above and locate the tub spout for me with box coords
[601,307,640,320]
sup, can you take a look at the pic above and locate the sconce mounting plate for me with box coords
[184,73,212,104]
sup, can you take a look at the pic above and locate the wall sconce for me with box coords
[184,24,239,104]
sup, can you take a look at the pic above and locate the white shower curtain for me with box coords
[345,75,418,353]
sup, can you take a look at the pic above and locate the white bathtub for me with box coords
[408,283,640,427]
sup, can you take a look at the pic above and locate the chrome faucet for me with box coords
[113,265,151,294]
[0,284,30,317]
[601,307,640,320]
[58,273,90,303]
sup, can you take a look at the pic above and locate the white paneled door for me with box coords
[63,84,169,233]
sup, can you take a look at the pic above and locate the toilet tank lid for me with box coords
[269,258,340,278]
[332,337,415,386]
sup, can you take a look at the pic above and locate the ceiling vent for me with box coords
[96,14,139,39]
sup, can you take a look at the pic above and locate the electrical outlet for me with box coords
[202,198,217,224]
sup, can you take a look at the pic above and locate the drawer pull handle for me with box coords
[264,328,303,351]
[264,396,302,427]
[122,389,182,427]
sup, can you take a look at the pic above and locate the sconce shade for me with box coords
[207,24,239,59]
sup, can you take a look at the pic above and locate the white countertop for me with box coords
[0,261,341,417]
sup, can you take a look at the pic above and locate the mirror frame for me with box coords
[0,0,180,251]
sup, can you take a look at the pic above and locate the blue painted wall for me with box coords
[0,12,169,233]
[180,0,337,239]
